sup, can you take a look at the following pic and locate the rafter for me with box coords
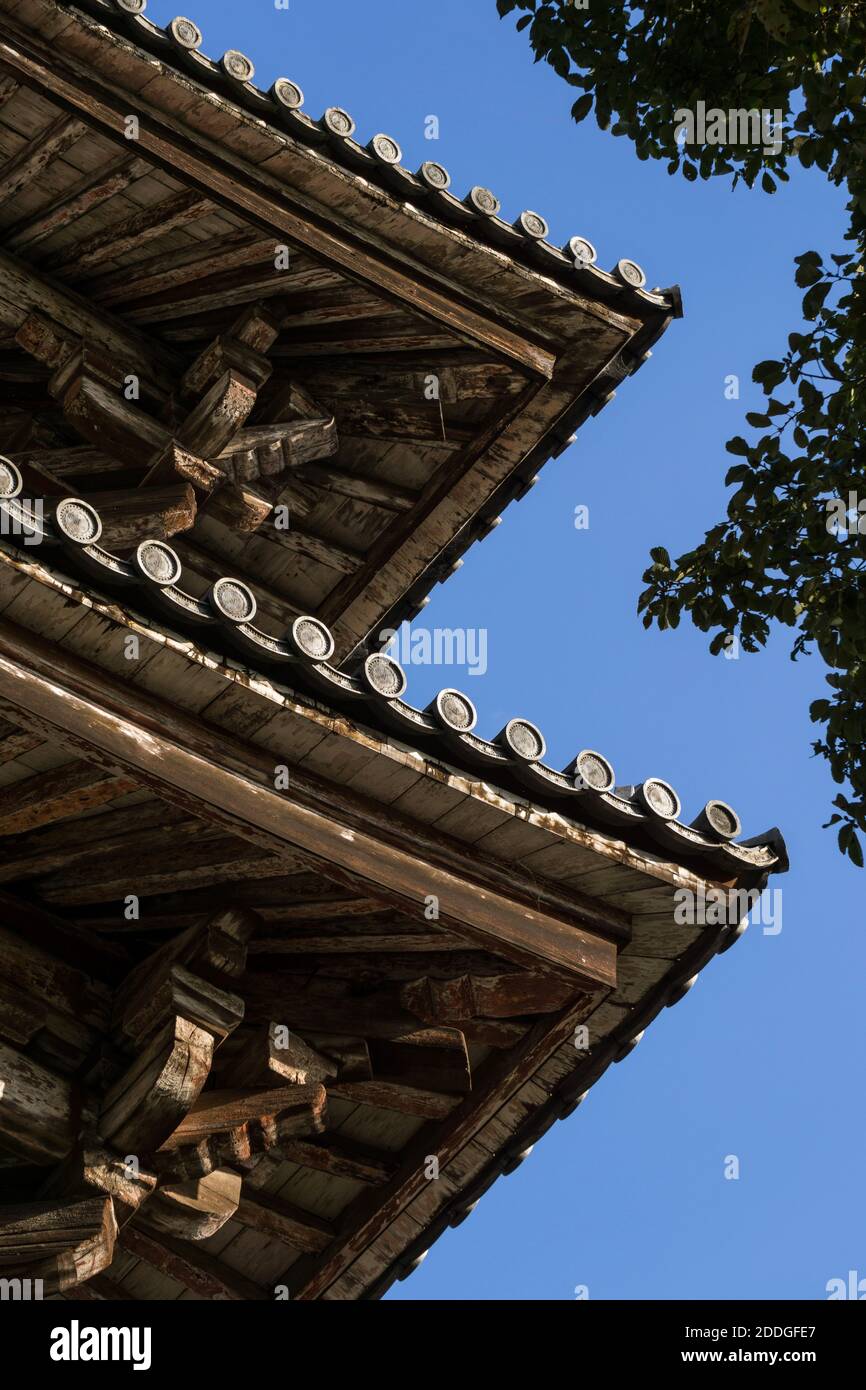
[0,620,619,989]
[4,152,151,251]
[0,114,87,204]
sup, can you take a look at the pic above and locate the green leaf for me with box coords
[726,436,750,456]
[570,93,593,122]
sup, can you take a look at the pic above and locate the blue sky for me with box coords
[146,0,864,1300]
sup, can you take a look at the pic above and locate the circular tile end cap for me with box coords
[363,651,408,699]
[168,17,202,50]
[467,185,501,217]
[290,615,335,662]
[135,540,182,588]
[221,50,255,83]
[0,456,23,499]
[54,497,102,546]
[639,777,682,821]
[428,688,478,734]
[323,107,356,138]
[498,717,546,763]
[666,974,698,1007]
[700,799,742,841]
[518,210,550,240]
[271,77,304,110]
[419,161,451,190]
[614,257,647,289]
[572,749,615,793]
[369,133,402,165]
[208,576,257,625]
[615,1029,645,1062]
[566,235,598,266]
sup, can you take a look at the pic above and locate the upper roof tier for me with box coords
[0,0,681,658]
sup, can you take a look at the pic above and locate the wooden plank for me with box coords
[235,1189,335,1254]
[51,189,210,273]
[85,483,197,547]
[143,1169,242,1242]
[0,727,41,764]
[328,1081,461,1120]
[158,1087,326,1150]
[0,114,86,203]
[218,1024,337,1089]
[296,464,416,513]
[5,152,151,250]
[0,1197,116,1295]
[0,31,556,377]
[0,247,179,390]
[119,1226,268,1301]
[72,1273,137,1302]
[99,1016,215,1156]
[248,932,469,955]
[0,1040,75,1164]
[0,621,618,989]
[0,760,136,834]
[279,1136,395,1187]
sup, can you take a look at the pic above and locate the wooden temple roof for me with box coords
[0,0,787,1303]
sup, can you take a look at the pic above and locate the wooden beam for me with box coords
[0,28,556,377]
[0,1197,117,1295]
[142,1169,241,1242]
[40,1141,158,1228]
[177,368,258,458]
[278,1137,395,1187]
[328,1081,461,1119]
[0,761,136,835]
[0,247,180,391]
[5,153,150,251]
[159,1087,327,1151]
[52,189,210,274]
[99,1016,216,1156]
[0,115,87,203]
[0,1041,76,1164]
[234,1189,335,1254]
[119,1226,268,1301]
[85,483,197,547]
[152,1095,328,1183]
[0,621,619,989]
[296,463,416,513]
[217,1024,337,1089]
[402,973,574,1022]
[264,523,364,575]
[113,964,245,1052]
[6,445,119,478]
[369,1034,472,1095]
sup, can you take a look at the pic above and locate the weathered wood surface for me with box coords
[142,1169,242,1242]
[0,1040,77,1164]
[159,1086,327,1150]
[234,1188,335,1254]
[119,1226,268,1301]
[99,1017,215,1156]
[0,761,137,835]
[217,1023,337,1089]
[0,623,619,990]
[0,1197,117,1294]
